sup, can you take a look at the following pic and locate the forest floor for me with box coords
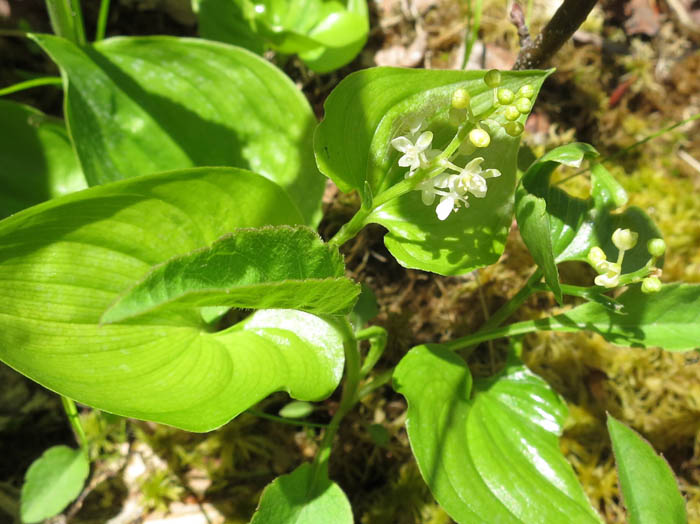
[1,0,700,523]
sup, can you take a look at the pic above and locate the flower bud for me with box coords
[647,238,666,257]
[452,88,471,109]
[641,276,662,294]
[517,85,535,99]
[587,246,607,266]
[504,122,524,137]
[497,88,515,105]
[515,97,532,114]
[469,128,491,148]
[503,105,520,121]
[612,228,638,251]
[484,69,501,88]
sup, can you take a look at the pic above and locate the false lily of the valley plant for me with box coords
[0,1,697,523]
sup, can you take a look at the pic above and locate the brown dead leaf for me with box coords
[625,0,661,36]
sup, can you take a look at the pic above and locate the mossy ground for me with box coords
[1,0,699,522]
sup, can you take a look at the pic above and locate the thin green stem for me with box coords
[61,396,89,456]
[357,369,393,400]
[556,112,700,186]
[245,409,327,429]
[46,0,86,45]
[310,320,361,487]
[0,29,29,38]
[0,77,63,97]
[357,326,387,378]
[328,207,370,247]
[95,0,111,41]
[445,319,540,351]
[462,0,483,69]
[476,268,542,334]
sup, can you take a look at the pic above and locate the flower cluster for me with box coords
[587,228,665,293]
[389,69,535,220]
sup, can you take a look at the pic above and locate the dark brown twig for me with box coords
[510,3,531,48]
[513,0,598,70]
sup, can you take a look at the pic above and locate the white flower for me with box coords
[391,131,434,173]
[595,270,621,288]
[416,157,501,221]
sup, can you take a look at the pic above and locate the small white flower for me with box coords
[454,157,501,199]
[391,131,434,173]
[595,270,621,288]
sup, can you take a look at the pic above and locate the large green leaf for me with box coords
[515,144,661,298]
[20,445,89,523]
[102,225,359,323]
[315,68,550,274]
[0,100,86,219]
[199,0,368,73]
[393,344,601,523]
[0,168,346,431]
[30,34,324,226]
[607,416,687,524]
[249,463,353,524]
[539,283,700,351]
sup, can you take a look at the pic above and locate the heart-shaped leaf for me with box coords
[0,100,86,219]
[607,415,687,524]
[199,0,369,73]
[102,225,359,323]
[0,167,346,431]
[30,34,324,226]
[250,462,353,524]
[393,344,601,523]
[515,144,662,299]
[539,283,700,351]
[315,68,551,274]
[20,446,89,523]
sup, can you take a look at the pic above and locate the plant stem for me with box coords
[311,320,361,485]
[46,0,87,45]
[61,396,89,456]
[461,0,483,69]
[477,268,542,333]
[246,409,328,429]
[513,0,597,70]
[357,325,387,377]
[95,0,111,41]
[0,77,63,97]
[328,207,370,247]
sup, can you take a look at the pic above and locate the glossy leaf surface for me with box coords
[250,463,353,524]
[515,143,661,299]
[199,0,369,73]
[393,344,601,523]
[102,226,359,323]
[541,283,700,351]
[0,100,86,219]
[607,416,687,524]
[0,168,346,431]
[315,68,550,274]
[20,446,89,523]
[30,34,323,226]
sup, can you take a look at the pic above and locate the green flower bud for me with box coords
[452,88,471,109]
[517,84,535,99]
[504,121,524,137]
[641,276,662,294]
[612,228,638,251]
[515,97,532,114]
[484,69,501,88]
[587,246,607,265]
[469,128,491,148]
[497,88,515,105]
[647,238,666,257]
[503,105,520,121]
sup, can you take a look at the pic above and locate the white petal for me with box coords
[415,131,433,152]
[482,168,501,178]
[421,188,436,205]
[407,116,424,136]
[436,196,456,220]
[398,154,418,170]
[595,271,620,288]
[468,174,488,198]
[463,157,484,174]
[391,136,413,153]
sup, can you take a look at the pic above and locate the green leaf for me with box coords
[20,445,89,523]
[30,34,324,226]
[0,100,86,219]
[607,415,687,524]
[315,68,551,274]
[102,226,359,324]
[515,144,661,297]
[0,167,346,431]
[541,283,700,351]
[393,344,601,523]
[250,463,353,524]
[199,0,369,73]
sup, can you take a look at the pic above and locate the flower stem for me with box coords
[0,77,63,97]
[476,268,542,334]
[46,0,87,45]
[61,396,89,457]
[328,207,370,247]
